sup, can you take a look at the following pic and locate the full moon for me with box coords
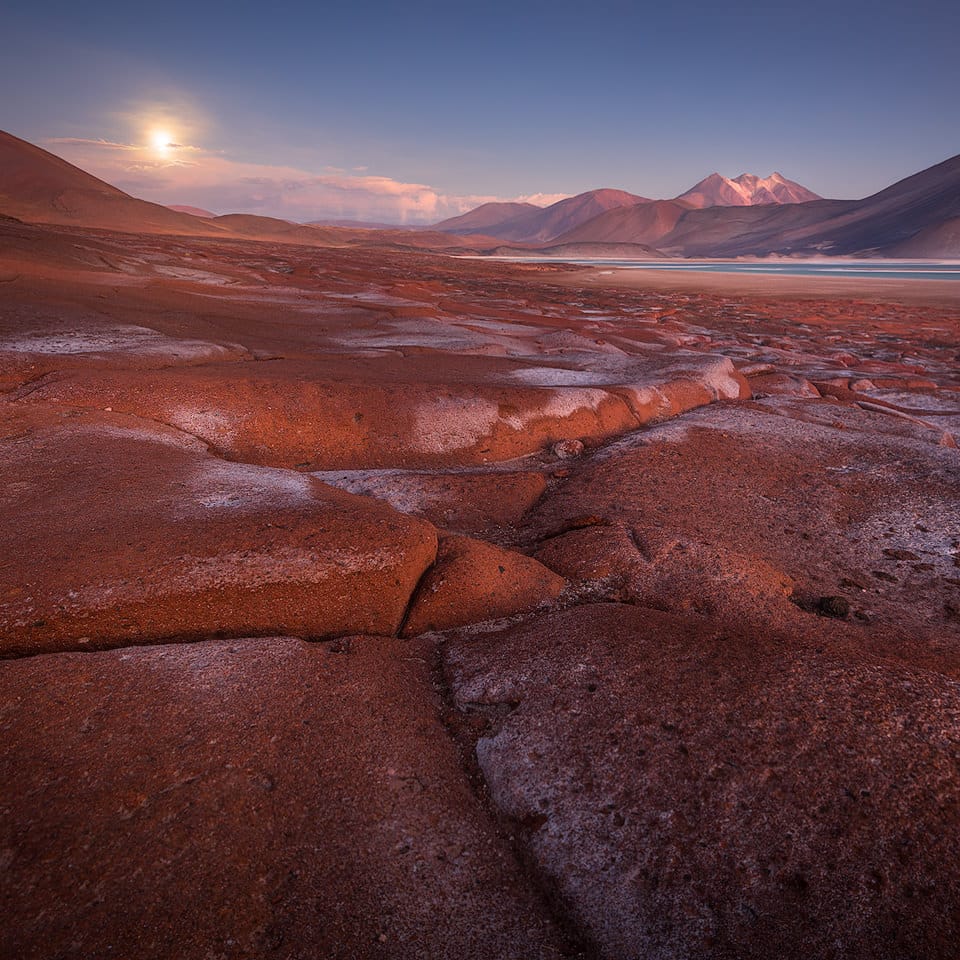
[149,129,173,154]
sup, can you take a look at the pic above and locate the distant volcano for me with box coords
[675,172,822,208]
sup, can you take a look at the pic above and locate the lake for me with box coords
[493,258,960,281]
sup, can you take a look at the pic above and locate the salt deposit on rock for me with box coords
[0,410,438,655]
[2,211,958,959]
[445,604,960,960]
[1,636,567,959]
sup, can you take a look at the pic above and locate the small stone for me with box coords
[883,548,919,561]
[817,596,850,619]
[552,439,584,460]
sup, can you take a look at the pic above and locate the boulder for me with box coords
[402,535,566,636]
[445,603,960,960]
[0,635,567,959]
[0,408,437,656]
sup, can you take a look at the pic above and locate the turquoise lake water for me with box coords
[495,259,960,281]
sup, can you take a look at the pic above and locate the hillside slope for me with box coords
[0,131,224,236]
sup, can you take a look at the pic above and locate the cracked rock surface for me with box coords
[444,603,960,960]
[1,636,569,959]
[2,217,959,958]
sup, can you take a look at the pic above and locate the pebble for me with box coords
[817,596,850,619]
[552,439,585,460]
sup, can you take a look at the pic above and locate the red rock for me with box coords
[737,362,777,376]
[402,535,566,637]
[610,356,751,423]
[18,353,756,471]
[19,359,643,469]
[0,635,568,959]
[537,522,794,618]
[526,402,960,669]
[749,372,821,398]
[445,603,960,960]
[0,408,437,656]
[310,468,548,539]
[551,438,585,459]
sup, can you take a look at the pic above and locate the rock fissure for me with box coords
[396,547,441,638]
[3,206,959,958]
[426,638,602,960]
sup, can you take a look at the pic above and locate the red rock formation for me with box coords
[1,636,568,959]
[445,603,960,959]
[402,534,566,636]
[1,207,958,959]
[0,407,438,656]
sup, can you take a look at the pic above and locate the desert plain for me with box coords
[1,212,959,959]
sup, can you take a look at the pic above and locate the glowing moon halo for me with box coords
[149,129,173,154]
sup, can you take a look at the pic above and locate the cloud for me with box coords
[43,136,568,224]
[48,137,138,151]
[517,192,570,207]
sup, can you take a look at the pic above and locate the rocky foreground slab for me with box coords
[445,603,960,959]
[1,636,567,959]
[1,220,958,958]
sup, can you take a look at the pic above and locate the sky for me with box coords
[3,0,958,223]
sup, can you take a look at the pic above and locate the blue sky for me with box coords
[3,0,958,221]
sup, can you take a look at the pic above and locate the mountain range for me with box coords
[436,189,651,244]
[1,129,958,258]
[433,173,821,245]
[436,161,960,257]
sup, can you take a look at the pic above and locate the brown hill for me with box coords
[889,216,960,258]
[434,201,542,234]
[308,218,420,230]
[0,130,223,236]
[650,199,854,256]
[490,241,666,259]
[210,213,339,245]
[676,172,821,208]
[210,215,506,252]
[167,205,216,218]
[349,228,512,252]
[484,189,650,243]
[554,199,688,246]
[803,153,960,255]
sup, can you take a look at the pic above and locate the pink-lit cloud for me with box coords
[45,136,568,224]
